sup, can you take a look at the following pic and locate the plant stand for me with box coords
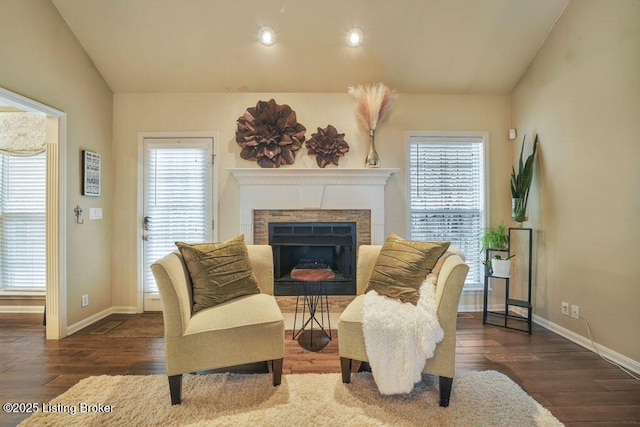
[482,227,533,334]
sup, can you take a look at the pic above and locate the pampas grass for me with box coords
[348,82,397,132]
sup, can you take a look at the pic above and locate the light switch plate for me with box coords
[89,208,103,220]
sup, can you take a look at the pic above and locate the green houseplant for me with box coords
[511,134,539,223]
[480,220,509,252]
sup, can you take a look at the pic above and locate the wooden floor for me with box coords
[1,312,639,426]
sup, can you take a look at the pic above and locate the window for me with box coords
[408,133,487,288]
[0,152,46,291]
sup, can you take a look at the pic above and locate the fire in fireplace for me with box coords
[268,222,356,295]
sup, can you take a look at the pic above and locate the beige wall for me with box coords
[112,93,510,307]
[0,0,113,324]
[510,0,640,361]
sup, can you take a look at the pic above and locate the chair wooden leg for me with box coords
[272,358,283,386]
[439,376,453,407]
[340,357,352,383]
[168,374,182,405]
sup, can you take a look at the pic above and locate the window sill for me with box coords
[0,290,46,299]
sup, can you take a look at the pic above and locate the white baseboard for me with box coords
[533,314,640,375]
[66,307,115,335]
[0,305,44,314]
[66,306,140,335]
[111,306,139,314]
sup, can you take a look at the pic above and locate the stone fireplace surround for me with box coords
[227,168,398,246]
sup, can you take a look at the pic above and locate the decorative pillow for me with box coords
[431,246,465,278]
[365,233,450,305]
[176,234,260,314]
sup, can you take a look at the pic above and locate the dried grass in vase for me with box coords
[347,82,397,167]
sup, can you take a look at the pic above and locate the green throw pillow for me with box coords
[366,233,450,305]
[176,234,260,314]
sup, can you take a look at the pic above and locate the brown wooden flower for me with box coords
[305,125,350,168]
[235,99,306,168]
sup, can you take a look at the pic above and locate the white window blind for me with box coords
[0,152,46,291]
[409,135,486,287]
[143,142,212,294]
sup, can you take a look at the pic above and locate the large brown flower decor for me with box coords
[305,125,350,168]
[235,99,306,168]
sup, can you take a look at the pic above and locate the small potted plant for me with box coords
[480,221,509,252]
[511,134,539,223]
[491,254,516,278]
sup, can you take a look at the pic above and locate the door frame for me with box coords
[0,87,68,339]
[136,131,219,312]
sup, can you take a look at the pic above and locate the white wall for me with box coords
[112,92,510,308]
[0,0,113,325]
[510,0,640,362]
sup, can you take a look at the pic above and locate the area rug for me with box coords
[19,371,562,426]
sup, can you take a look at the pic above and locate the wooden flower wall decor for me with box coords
[305,125,350,168]
[235,99,306,168]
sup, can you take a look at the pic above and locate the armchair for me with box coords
[151,245,285,404]
[338,245,469,407]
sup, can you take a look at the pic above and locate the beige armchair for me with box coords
[338,245,469,407]
[151,245,285,405]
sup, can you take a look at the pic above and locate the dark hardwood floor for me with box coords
[1,311,638,426]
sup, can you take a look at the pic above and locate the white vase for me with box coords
[492,259,511,278]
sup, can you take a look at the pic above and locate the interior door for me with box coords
[142,137,213,311]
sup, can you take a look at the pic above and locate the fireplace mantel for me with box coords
[227,168,398,244]
[226,168,398,186]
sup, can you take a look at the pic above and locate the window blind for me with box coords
[143,144,212,293]
[409,136,486,287]
[0,152,47,291]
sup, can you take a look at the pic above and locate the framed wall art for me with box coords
[82,150,101,196]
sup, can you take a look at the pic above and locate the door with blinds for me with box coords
[142,137,214,311]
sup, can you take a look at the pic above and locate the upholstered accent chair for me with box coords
[151,245,285,405]
[338,245,469,407]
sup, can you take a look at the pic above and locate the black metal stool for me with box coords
[290,268,334,351]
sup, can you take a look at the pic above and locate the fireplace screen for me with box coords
[268,222,356,295]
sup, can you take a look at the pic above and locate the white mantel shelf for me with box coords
[226,168,398,186]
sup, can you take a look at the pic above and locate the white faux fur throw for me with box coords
[362,274,443,395]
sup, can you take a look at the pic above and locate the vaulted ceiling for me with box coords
[51,0,569,94]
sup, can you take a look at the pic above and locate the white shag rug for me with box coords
[20,371,563,426]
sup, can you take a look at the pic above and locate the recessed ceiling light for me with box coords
[346,27,363,47]
[258,26,275,46]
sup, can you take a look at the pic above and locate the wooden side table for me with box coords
[290,268,334,351]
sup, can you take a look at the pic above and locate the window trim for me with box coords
[405,130,490,290]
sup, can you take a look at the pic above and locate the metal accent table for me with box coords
[482,227,533,334]
[290,268,334,351]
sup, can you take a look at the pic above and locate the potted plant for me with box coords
[491,254,515,278]
[480,220,509,252]
[511,134,539,223]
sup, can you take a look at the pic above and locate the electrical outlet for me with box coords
[571,304,579,319]
[81,294,89,307]
[561,301,569,316]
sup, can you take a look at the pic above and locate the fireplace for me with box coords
[269,222,356,296]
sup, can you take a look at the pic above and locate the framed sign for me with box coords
[82,150,101,196]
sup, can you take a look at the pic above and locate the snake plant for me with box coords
[510,134,539,222]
